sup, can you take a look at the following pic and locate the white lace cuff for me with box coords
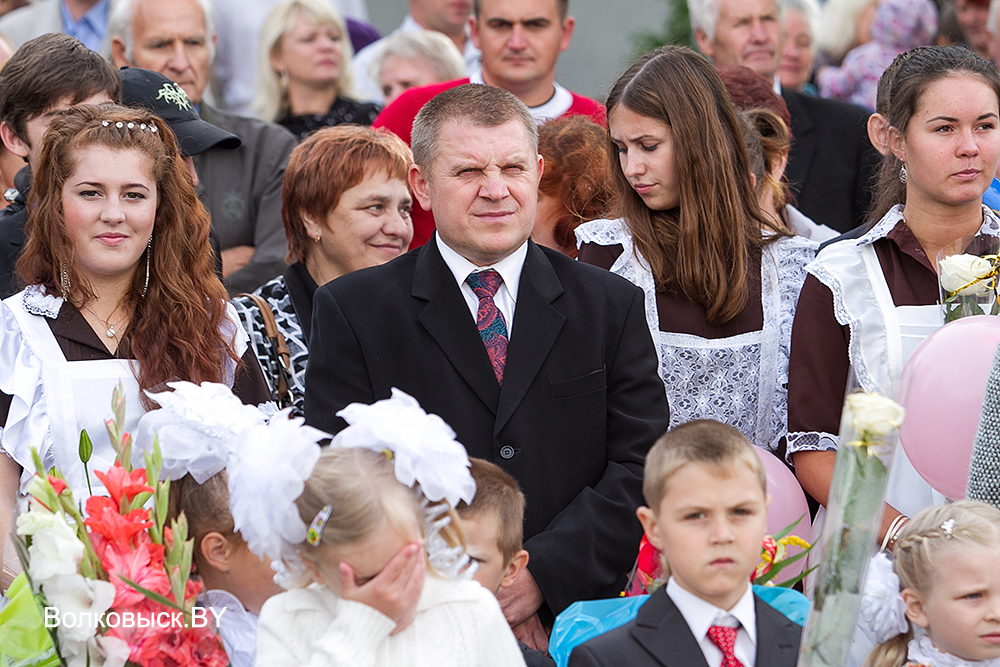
[785,431,839,465]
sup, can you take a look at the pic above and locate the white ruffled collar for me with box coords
[857,204,1000,247]
[201,589,258,667]
[908,635,1000,667]
[22,284,64,319]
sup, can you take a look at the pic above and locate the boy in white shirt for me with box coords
[569,420,802,667]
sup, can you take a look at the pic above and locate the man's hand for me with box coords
[221,245,255,277]
[512,613,549,651]
[497,567,547,649]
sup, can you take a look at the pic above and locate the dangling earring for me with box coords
[899,164,908,184]
[141,234,152,298]
[278,70,289,94]
[59,262,71,296]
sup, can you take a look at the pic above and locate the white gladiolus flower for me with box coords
[17,511,84,583]
[42,574,116,645]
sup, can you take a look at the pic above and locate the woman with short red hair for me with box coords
[232,125,414,413]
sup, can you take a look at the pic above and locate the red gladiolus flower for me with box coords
[134,627,229,667]
[47,475,67,496]
[94,462,154,508]
[101,541,170,608]
[85,496,154,549]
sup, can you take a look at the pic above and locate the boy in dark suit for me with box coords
[570,420,802,667]
[457,458,555,667]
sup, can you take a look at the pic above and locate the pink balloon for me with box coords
[756,447,811,581]
[898,316,1000,500]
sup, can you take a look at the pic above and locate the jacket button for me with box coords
[499,445,515,460]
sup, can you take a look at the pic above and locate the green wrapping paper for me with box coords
[0,573,61,667]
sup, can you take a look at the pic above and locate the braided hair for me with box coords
[865,501,1000,667]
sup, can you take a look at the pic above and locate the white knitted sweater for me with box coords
[255,575,527,667]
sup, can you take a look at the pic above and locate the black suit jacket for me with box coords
[0,166,30,300]
[304,237,671,615]
[569,588,802,667]
[782,87,879,234]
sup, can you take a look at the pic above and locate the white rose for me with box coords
[939,254,994,297]
[845,392,906,437]
[17,511,84,583]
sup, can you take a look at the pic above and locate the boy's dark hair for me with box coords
[169,471,239,572]
[0,33,121,144]
[457,458,525,563]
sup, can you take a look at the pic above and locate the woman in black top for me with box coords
[254,0,380,141]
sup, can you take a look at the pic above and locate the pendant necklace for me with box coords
[83,304,128,339]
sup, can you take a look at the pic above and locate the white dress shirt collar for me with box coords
[435,234,527,299]
[667,577,758,666]
[434,234,528,335]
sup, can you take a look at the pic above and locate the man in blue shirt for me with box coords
[0,0,109,52]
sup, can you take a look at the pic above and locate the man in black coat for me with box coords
[303,84,671,648]
[691,0,879,232]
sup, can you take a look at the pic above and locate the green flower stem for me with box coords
[798,428,895,667]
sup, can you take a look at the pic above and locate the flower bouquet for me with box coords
[623,519,814,597]
[797,391,905,667]
[751,516,813,588]
[937,235,1000,322]
[0,385,229,667]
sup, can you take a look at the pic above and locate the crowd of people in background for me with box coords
[0,0,999,665]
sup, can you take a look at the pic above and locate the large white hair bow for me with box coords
[859,552,911,643]
[137,381,269,483]
[136,381,328,562]
[227,414,327,561]
[333,388,477,508]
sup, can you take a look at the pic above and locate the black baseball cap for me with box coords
[118,67,242,157]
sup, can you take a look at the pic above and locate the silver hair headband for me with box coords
[101,120,157,133]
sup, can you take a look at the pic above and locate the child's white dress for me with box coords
[255,575,527,667]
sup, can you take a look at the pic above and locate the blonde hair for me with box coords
[252,0,357,122]
[368,30,466,88]
[865,501,1000,667]
[643,419,766,513]
[294,448,467,579]
[816,0,877,63]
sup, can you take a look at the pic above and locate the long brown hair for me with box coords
[18,104,237,408]
[607,46,782,324]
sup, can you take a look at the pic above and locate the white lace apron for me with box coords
[576,218,815,452]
